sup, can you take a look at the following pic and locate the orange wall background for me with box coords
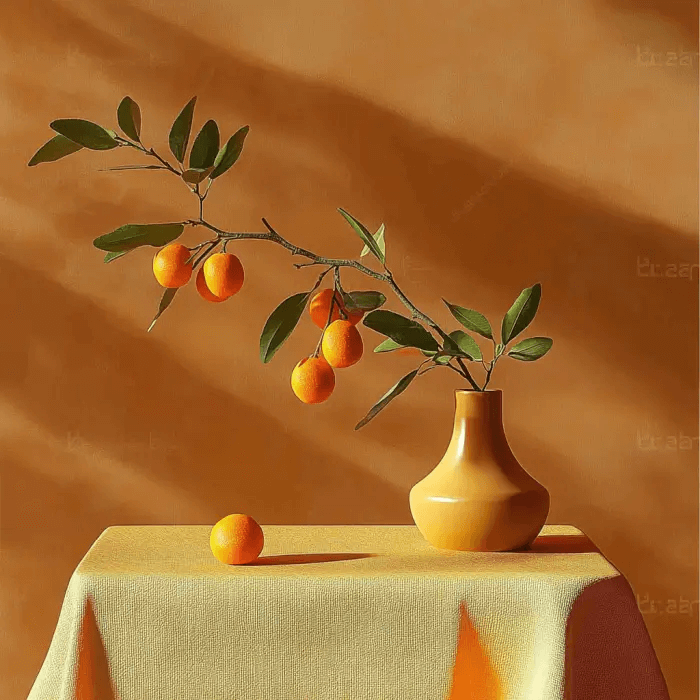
[0,0,698,698]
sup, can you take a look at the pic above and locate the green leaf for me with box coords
[50,119,118,150]
[374,338,404,353]
[104,250,130,263]
[168,97,197,163]
[363,310,438,352]
[28,134,83,166]
[211,125,249,179]
[148,288,178,333]
[93,223,185,252]
[443,300,492,339]
[343,290,386,312]
[181,166,214,184]
[117,96,141,142]
[355,370,419,430]
[100,164,166,171]
[446,330,482,361]
[337,209,385,264]
[189,119,220,169]
[501,283,542,345]
[260,292,310,363]
[507,336,553,361]
[495,343,505,358]
[433,354,452,365]
[361,223,386,259]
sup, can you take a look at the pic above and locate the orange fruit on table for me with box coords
[203,253,244,298]
[291,356,335,404]
[196,266,230,302]
[153,243,193,288]
[309,289,363,329]
[321,320,364,368]
[210,514,264,565]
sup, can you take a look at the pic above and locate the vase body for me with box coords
[409,390,549,551]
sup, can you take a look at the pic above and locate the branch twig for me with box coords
[115,143,491,389]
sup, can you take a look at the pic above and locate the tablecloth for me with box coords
[27,524,670,700]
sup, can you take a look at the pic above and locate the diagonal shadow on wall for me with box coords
[0,2,697,699]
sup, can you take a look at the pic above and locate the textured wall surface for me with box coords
[0,1,697,698]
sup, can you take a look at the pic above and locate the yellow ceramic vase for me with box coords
[409,389,549,551]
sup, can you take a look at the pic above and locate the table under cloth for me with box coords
[27,524,669,700]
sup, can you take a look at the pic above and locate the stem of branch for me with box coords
[191,240,219,269]
[455,357,481,391]
[483,358,497,390]
[127,149,488,390]
[313,285,338,358]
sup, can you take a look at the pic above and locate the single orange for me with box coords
[153,243,193,288]
[203,253,244,298]
[321,320,364,368]
[210,514,264,565]
[309,289,363,329]
[291,356,335,404]
[196,266,230,302]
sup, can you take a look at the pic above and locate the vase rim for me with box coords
[455,389,502,394]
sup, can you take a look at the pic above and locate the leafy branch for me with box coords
[28,95,553,428]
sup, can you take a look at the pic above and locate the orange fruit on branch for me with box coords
[291,356,335,404]
[202,252,244,298]
[322,319,364,368]
[309,289,363,329]
[196,266,229,302]
[210,514,264,565]
[153,243,193,288]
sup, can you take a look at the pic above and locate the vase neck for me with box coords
[447,391,507,461]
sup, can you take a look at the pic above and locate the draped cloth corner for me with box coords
[29,579,118,700]
[447,601,502,700]
[74,596,118,700]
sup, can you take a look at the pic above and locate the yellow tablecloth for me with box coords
[27,525,669,700]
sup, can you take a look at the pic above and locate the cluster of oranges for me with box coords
[153,242,245,301]
[291,288,365,405]
[153,243,365,406]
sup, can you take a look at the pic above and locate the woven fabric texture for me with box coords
[27,524,670,700]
